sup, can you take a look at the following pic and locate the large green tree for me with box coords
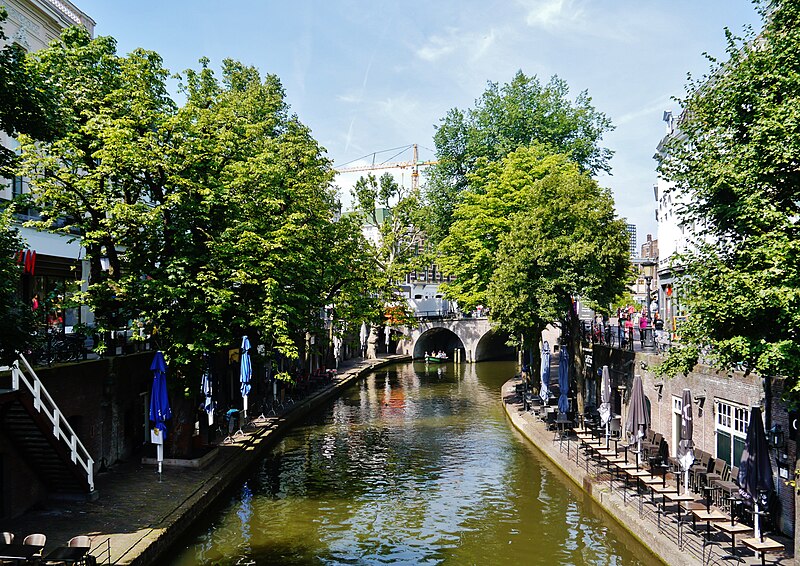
[657,0,800,405]
[439,146,629,410]
[425,71,614,240]
[15,30,374,454]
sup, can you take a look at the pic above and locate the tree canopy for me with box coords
[424,71,614,240]
[14,28,374,382]
[438,146,629,410]
[657,0,800,403]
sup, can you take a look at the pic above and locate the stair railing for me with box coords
[11,354,95,491]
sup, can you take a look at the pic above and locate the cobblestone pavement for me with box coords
[0,355,406,565]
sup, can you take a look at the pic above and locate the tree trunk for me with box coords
[566,304,586,415]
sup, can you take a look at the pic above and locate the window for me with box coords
[715,399,750,465]
[12,176,24,198]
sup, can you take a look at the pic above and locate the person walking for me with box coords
[624,315,634,350]
[639,312,649,347]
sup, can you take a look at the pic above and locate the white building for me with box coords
[1,0,95,329]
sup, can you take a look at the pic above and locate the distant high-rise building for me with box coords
[626,223,637,258]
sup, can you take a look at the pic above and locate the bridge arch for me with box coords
[474,329,516,362]
[398,318,516,363]
[413,327,465,360]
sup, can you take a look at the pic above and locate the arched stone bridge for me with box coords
[394,317,516,363]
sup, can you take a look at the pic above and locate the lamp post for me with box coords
[641,260,657,351]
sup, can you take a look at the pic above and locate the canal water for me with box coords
[168,361,656,565]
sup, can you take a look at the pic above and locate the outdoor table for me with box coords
[663,491,697,547]
[43,545,90,564]
[0,543,42,562]
[714,522,752,563]
[741,537,785,566]
[554,416,572,441]
[692,508,728,563]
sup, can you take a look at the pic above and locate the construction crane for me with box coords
[334,144,437,191]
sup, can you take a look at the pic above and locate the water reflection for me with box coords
[170,361,653,565]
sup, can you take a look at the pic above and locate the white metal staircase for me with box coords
[8,354,94,493]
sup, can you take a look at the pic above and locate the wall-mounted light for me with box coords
[768,424,785,450]
[653,382,664,402]
[694,394,706,416]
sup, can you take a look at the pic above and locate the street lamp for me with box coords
[641,260,657,351]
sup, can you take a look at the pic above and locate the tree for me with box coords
[657,0,800,405]
[350,172,425,355]
[0,9,62,361]
[16,31,373,455]
[424,71,614,240]
[15,28,173,336]
[0,7,59,173]
[487,149,629,412]
[0,211,35,364]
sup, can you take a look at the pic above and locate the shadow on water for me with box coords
[167,361,656,565]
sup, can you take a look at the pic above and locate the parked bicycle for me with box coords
[31,329,86,366]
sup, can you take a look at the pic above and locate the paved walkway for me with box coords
[501,376,794,566]
[0,355,408,565]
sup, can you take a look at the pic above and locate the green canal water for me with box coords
[168,361,655,565]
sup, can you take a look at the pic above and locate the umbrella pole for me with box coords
[157,444,163,482]
[606,423,610,449]
[236,397,247,436]
[754,501,761,540]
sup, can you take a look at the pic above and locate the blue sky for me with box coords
[74,0,763,239]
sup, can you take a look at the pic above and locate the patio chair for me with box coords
[698,458,727,491]
[0,532,12,544]
[68,535,90,548]
[711,464,737,509]
[689,451,713,492]
[22,533,46,557]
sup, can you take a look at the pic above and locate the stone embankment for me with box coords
[2,355,408,565]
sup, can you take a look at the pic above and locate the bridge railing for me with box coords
[411,311,489,321]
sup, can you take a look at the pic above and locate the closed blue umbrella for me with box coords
[539,341,551,403]
[557,345,569,414]
[738,406,774,539]
[240,336,252,419]
[149,351,171,476]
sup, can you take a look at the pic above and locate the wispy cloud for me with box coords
[521,0,585,30]
[415,27,498,63]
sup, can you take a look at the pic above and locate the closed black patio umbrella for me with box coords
[738,406,774,539]
[625,374,650,466]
